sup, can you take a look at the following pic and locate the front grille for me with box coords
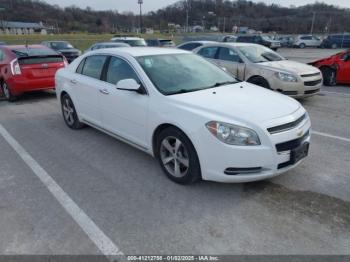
[304,79,322,86]
[224,167,262,175]
[305,89,320,95]
[275,130,310,152]
[301,72,321,78]
[267,114,306,134]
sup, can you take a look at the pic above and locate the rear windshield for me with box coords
[12,48,59,58]
[12,48,63,65]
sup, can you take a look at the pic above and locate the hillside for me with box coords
[0,0,349,34]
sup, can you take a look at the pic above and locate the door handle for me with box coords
[99,89,109,95]
[70,79,77,84]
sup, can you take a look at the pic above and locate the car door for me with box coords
[71,55,108,126]
[99,56,149,148]
[216,47,245,80]
[337,52,350,83]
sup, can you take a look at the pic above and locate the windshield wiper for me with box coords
[167,88,203,95]
[207,81,237,88]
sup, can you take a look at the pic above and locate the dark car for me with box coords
[236,35,281,51]
[84,42,130,53]
[321,34,350,49]
[0,42,6,45]
[41,41,81,63]
[146,39,175,47]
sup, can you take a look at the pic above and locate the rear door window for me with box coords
[179,43,201,50]
[81,55,107,80]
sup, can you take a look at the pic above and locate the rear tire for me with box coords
[321,67,337,86]
[331,43,338,49]
[247,76,271,89]
[299,43,306,49]
[1,82,18,102]
[61,93,85,129]
[156,127,201,185]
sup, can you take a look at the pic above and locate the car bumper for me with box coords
[7,77,55,95]
[270,77,322,98]
[193,109,311,183]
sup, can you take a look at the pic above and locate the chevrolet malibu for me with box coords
[194,43,322,98]
[55,48,311,184]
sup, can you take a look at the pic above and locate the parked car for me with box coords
[145,39,175,47]
[177,41,217,51]
[41,41,81,63]
[236,35,281,51]
[278,36,295,47]
[222,35,238,43]
[309,49,350,86]
[56,47,311,184]
[0,45,66,101]
[321,34,350,49]
[110,36,147,47]
[85,42,130,53]
[293,35,322,48]
[194,43,322,98]
[0,42,6,45]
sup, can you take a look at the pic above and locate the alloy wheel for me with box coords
[160,136,189,178]
[62,97,75,126]
[2,83,10,99]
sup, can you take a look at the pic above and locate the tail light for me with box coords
[63,57,69,67]
[10,59,21,75]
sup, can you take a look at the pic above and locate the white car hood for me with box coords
[259,60,319,75]
[169,82,301,125]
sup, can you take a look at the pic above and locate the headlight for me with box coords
[206,121,261,146]
[275,72,298,82]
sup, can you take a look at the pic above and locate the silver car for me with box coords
[194,43,322,98]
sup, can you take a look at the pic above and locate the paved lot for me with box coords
[0,48,349,256]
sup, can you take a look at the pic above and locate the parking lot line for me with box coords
[0,124,123,257]
[313,130,350,143]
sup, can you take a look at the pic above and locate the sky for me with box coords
[44,0,350,13]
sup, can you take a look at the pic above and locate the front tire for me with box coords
[299,43,306,49]
[321,67,337,86]
[247,76,271,89]
[1,82,17,102]
[61,93,85,129]
[156,127,201,185]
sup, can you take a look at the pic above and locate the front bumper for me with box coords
[270,75,322,98]
[194,108,311,183]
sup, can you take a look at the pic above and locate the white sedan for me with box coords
[55,47,311,184]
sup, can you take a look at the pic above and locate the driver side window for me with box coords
[218,47,242,63]
[106,56,139,85]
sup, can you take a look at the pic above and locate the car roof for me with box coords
[94,42,129,46]
[112,37,143,40]
[90,47,189,57]
[179,41,217,45]
[200,42,261,48]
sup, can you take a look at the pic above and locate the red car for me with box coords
[310,49,350,86]
[0,45,66,102]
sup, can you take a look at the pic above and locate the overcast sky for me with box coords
[44,0,350,12]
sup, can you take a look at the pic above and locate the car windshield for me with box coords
[50,42,73,50]
[137,53,237,95]
[261,35,271,41]
[237,45,285,63]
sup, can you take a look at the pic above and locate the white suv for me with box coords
[294,35,322,48]
[110,36,147,47]
[56,48,311,184]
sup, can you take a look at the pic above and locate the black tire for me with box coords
[247,76,271,89]
[156,127,201,185]
[61,93,85,129]
[321,67,337,86]
[299,43,306,49]
[1,82,18,102]
[331,43,338,49]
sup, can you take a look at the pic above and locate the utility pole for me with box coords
[186,0,189,33]
[138,0,143,34]
[223,17,226,34]
[310,11,316,35]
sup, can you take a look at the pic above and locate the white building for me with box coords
[0,21,49,35]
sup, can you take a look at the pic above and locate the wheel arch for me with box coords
[247,75,272,89]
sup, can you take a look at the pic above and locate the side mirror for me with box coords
[116,79,144,94]
[342,54,350,62]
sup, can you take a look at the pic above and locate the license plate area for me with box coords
[291,142,309,164]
